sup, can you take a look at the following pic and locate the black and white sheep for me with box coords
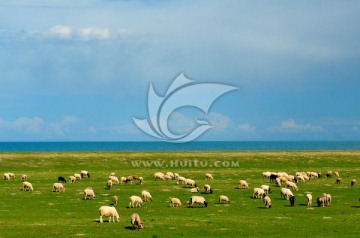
[189,196,208,208]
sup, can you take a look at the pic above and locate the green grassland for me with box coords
[1,151,360,238]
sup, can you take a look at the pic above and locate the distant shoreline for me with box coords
[1,141,360,152]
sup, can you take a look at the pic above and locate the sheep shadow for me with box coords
[257,207,267,209]
[124,226,135,230]
[350,205,360,208]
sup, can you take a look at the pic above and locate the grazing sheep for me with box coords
[278,176,288,184]
[289,196,296,207]
[238,180,249,189]
[137,177,144,184]
[109,172,116,177]
[141,190,153,202]
[184,179,197,188]
[184,201,191,206]
[84,188,96,200]
[309,172,319,178]
[334,171,340,177]
[262,171,272,179]
[69,175,76,183]
[351,179,356,187]
[52,182,65,192]
[261,185,272,194]
[20,174,27,182]
[326,171,332,178]
[205,173,214,180]
[129,196,144,208]
[169,197,182,207]
[113,196,118,206]
[277,172,289,178]
[22,181,33,191]
[317,195,327,207]
[130,213,144,230]
[270,174,278,182]
[3,173,10,180]
[120,177,128,184]
[306,194,313,206]
[296,175,306,183]
[174,173,180,179]
[263,195,272,208]
[165,172,175,180]
[127,175,138,183]
[80,170,90,178]
[325,193,332,206]
[204,184,213,194]
[154,172,165,180]
[275,178,281,187]
[285,181,299,191]
[336,178,342,184]
[164,174,172,180]
[190,187,200,193]
[99,206,120,223]
[218,195,230,204]
[106,180,113,190]
[189,196,208,208]
[74,174,82,180]
[280,188,293,200]
[109,176,120,184]
[177,176,186,184]
[253,188,265,199]
[58,176,67,183]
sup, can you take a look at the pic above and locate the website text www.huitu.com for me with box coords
[131,159,239,168]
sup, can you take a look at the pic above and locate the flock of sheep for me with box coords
[3,168,358,231]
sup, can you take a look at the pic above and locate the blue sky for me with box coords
[0,0,360,141]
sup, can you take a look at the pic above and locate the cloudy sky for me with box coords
[1,0,360,141]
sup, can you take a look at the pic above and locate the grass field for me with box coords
[1,151,360,238]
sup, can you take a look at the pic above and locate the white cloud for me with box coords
[47,25,112,40]
[267,119,323,133]
[13,116,44,133]
[238,123,255,132]
[48,25,73,38]
[207,112,232,130]
[50,115,78,136]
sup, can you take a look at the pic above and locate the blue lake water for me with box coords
[0,141,360,152]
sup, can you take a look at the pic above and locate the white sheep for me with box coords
[262,171,272,179]
[165,172,175,180]
[334,171,340,177]
[69,175,76,183]
[177,176,186,184]
[84,188,96,200]
[169,197,182,207]
[120,176,128,184]
[74,173,82,180]
[109,172,116,177]
[154,172,165,180]
[164,174,172,180]
[204,184,213,194]
[52,182,65,192]
[239,180,249,189]
[189,196,208,207]
[185,179,197,188]
[109,176,120,184]
[174,173,180,179]
[137,177,144,184]
[253,188,265,199]
[325,193,332,206]
[80,170,90,178]
[106,180,113,190]
[20,174,27,181]
[7,172,15,179]
[218,195,230,204]
[190,187,200,193]
[99,206,120,223]
[275,177,281,187]
[306,193,313,206]
[113,196,118,206]
[130,213,144,230]
[260,185,271,194]
[317,195,327,207]
[285,181,298,191]
[141,190,153,202]
[129,196,144,208]
[22,181,33,191]
[280,188,293,200]
[205,173,214,180]
[3,173,10,180]
[263,195,272,208]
